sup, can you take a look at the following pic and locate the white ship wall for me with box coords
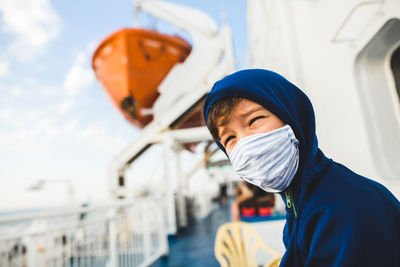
[247,0,400,197]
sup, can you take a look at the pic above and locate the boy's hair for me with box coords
[206,96,244,141]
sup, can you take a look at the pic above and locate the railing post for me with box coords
[25,219,40,267]
[158,201,169,257]
[25,235,37,267]
[142,204,151,260]
[108,208,118,267]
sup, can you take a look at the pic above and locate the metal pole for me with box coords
[174,148,187,228]
[163,138,177,235]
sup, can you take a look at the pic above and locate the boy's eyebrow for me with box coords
[217,105,266,141]
[239,106,266,117]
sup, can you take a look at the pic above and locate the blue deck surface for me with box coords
[150,202,231,267]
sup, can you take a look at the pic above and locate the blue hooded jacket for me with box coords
[203,69,400,266]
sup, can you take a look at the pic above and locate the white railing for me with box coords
[0,199,167,267]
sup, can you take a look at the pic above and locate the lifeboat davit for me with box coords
[92,28,192,128]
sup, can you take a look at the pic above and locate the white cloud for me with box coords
[30,117,55,136]
[0,106,128,151]
[58,99,75,115]
[0,107,14,122]
[72,124,128,151]
[62,119,78,133]
[74,124,128,151]
[86,40,98,52]
[10,85,22,96]
[0,116,54,150]
[26,109,45,121]
[0,61,10,77]
[63,52,95,96]
[0,0,61,60]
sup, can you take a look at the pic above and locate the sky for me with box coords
[0,0,247,211]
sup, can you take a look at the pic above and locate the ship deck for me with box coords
[151,202,231,267]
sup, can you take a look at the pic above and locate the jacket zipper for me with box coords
[285,189,297,219]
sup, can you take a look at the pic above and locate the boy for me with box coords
[203,69,400,266]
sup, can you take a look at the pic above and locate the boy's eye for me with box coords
[249,116,265,126]
[224,136,235,147]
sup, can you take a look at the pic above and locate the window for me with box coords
[391,44,400,100]
[354,18,400,180]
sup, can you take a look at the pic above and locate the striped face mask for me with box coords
[229,125,299,193]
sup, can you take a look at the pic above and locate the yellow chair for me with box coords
[214,221,283,267]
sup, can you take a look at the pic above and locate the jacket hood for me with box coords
[203,69,330,186]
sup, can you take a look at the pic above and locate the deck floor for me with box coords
[150,202,231,267]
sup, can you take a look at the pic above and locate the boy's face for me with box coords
[218,99,285,155]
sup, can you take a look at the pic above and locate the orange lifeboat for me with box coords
[92,28,192,128]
